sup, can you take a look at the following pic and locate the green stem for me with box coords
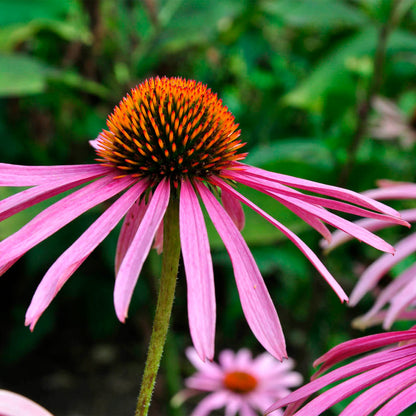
[135,196,180,416]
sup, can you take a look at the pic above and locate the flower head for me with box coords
[0,389,53,416]
[0,77,406,361]
[176,347,302,416]
[267,329,416,416]
[322,180,416,330]
[370,97,416,148]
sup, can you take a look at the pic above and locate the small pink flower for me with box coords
[0,389,53,416]
[267,329,416,416]
[322,180,416,329]
[0,77,406,361]
[177,347,302,416]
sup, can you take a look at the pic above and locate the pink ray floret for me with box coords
[322,180,416,330]
[266,329,416,416]
[0,77,406,362]
[0,389,53,416]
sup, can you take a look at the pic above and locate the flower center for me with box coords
[95,77,246,185]
[223,371,258,394]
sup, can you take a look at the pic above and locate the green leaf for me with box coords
[262,0,368,29]
[0,19,92,52]
[0,54,50,96]
[284,28,416,111]
[0,0,73,26]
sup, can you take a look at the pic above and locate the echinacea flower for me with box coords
[266,329,416,416]
[370,97,416,148]
[0,389,53,416]
[175,347,302,416]
[322,180,416,330]
[0,77,406,361]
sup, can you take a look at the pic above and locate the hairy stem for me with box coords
[135,196,180,416]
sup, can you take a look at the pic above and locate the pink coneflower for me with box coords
[370,97,416,148]
[0,389,53,416]
[176,347,302,416]
[322,180,416,330]
[0,77,406,361]
[266,329,416,416]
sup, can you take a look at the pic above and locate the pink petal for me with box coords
[228,170,407,228]
[0,175,135,273]
[313,330,416,373]
[190,391,229,416]
[322,208,416,252]
[211,177,348,302]
[276,197,332,242]
[288,356,415,416]
[0,169,108,222]
[357,262,416,329]
[363,184,416,200]
[180,180,216,361]
[385,279,416,328]
[340,365,416,416]
[196,182,287,360]
[270,191,395,254]
[350,232,416,306]
[0,163,110,186]
[24,181,147,330]
[375,382,416,416]
[115,196,148,273]
[267,349,416,415]
[221,190,245,230]
[0,389,53,416]
[232,163,401,217]
[114,179,170,322]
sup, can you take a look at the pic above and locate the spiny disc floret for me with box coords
[95,77,246,184]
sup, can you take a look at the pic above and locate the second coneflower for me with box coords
[0,77,407,363]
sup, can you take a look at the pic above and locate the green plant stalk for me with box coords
[135,196,180,416]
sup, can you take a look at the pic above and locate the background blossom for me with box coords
[176,347,302,416]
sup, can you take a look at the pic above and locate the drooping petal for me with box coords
[355,262,416,329]
[0,163,110,186]
[115,195,148,273]
[114,179,170,322]
[211,177,348,302]
[0,389,53,416]
[0,169,108,222]
[349,232,416,306]
[190,391,230,416]
[313,330,416,374]
[180,180,216,361]
[364,183,416,200]
[0,175,135,274]
[340,365,416,416]
[196,182,287,360]
[321,208,416,252]
[281,356,415,416]
[270,191,395,254]
[384,279,416,329]
[232,163,401,217]
[266,349,416,415]
[375,382,416,416]
[25,181,147,330]
[222,190,245,230]
[276,197,332,242]
[228,170,407,228]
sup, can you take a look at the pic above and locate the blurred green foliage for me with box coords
[1,0,416,415]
